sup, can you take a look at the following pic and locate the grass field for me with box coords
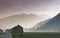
[12,32,60,38]
[0,33,5,35]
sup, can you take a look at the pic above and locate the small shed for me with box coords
[0,29,3,33]
[11,25,23,33]
[6,25,23,33]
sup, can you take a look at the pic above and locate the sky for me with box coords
[0,0,60,30]
[0,0,60,19]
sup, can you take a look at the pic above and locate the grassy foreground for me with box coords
[12,32,60,38]
[0,33,6,35]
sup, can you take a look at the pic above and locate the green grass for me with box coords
[0,33,5,35]
[12,32,60,38]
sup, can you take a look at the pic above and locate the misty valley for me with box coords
[0,13,60,38]
[1,0,60,38]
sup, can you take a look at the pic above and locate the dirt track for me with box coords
[0,32,12,38]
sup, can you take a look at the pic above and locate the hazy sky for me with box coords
[0,0,60,19]
[0,0,60,30]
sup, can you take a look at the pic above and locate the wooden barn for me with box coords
[6,25,23,33]
[0,29,3,33]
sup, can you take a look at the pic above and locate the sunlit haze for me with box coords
[0,0,60,30]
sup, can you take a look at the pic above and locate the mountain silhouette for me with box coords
[40,13,60,32]
[0,14,46,29]
[30,19,50,30]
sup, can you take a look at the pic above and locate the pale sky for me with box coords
[0,0,60,30]
[0,0,60,18]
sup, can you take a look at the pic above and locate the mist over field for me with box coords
[0,0,60,38]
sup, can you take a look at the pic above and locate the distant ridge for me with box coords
[0,14,47,29]
[40,13,60,32]
[30,19,50,30]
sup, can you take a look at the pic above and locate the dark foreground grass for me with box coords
[0,33,6,35]
[12,32,60,38]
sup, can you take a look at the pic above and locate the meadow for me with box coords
[12,32,60,38]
